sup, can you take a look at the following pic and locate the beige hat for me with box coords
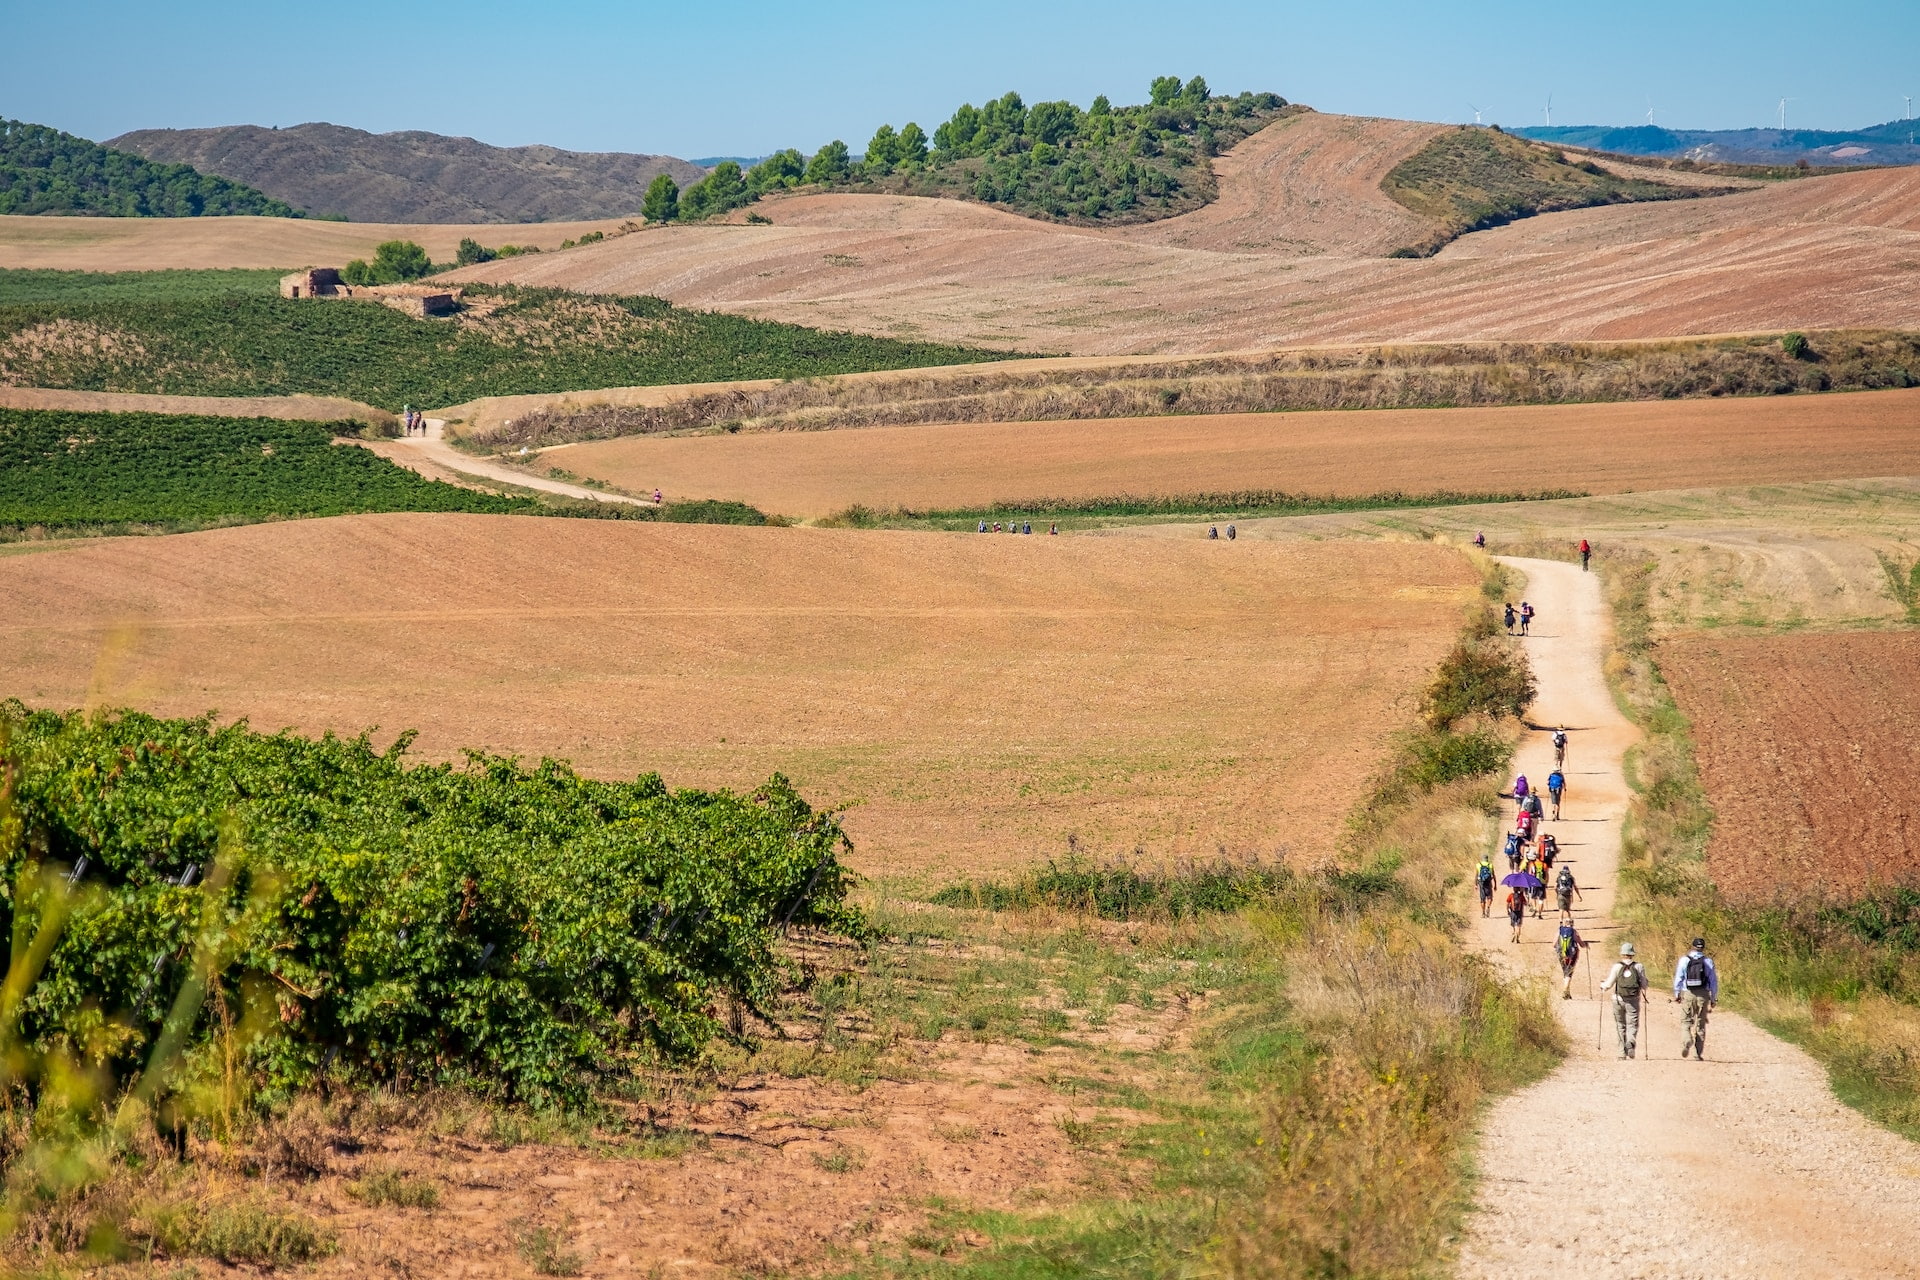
[1619,942,1636,957]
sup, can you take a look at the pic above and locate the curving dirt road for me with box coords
[1457,559,1920,1278]
[379,417,654,506]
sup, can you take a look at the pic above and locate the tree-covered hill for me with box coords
[654,76,1291,226]
[0,118,301,217]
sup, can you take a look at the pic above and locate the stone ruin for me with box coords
[279,268,462,317]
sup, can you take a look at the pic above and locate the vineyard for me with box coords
[0,286,1014,408]
[0,703,860,1104]
[0,267,286,305]
[0,407,776,534]
[0,407,534,530]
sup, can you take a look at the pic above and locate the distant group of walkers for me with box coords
[1207,524,1237,541]
[401,405,429,437]
[978,520,1057,535]
[1480,747,1578,948]
[1504,600,1536,636]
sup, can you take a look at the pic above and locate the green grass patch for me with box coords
[0,267,287,304]
[0,285,1016,409]
[828,487,1586,530]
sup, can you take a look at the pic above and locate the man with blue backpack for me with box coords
[1476,855,1495,917]
[1547,768,1566,820]
[1672,937,1720,1060]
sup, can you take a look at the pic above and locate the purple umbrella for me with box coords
[1502,872,1544,889]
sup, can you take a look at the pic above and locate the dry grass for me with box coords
[0,514,1474,888]
[533,384,1920,521]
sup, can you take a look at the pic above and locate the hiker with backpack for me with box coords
[1555,864,1582,919]
[1519,601,1535,635]
[1547,768,1566,820]
[1476,856,1495,917]
[1506,887,1527,944]
[1599,943,1650,1059]
[1503,830,1523,872]
[1504,602,1517,635]
[1524,788,1545,824]
[1474,531,1486,548]
[1672,938,1720,1060]
[1539,831,1558,869]
[1526,852,1549,918]
[1552,725,1569,768]
[1579,538,1592,571]
[1556,921,1585,999]
[1513,773,1530,802]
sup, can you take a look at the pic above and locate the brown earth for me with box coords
[540,387,1920,519]
[435,113,1920,355]
[0,215,636,271]
[0,516,1472,887]
[1657,631,1920,904]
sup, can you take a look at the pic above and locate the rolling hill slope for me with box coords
[441,113,1920,355]
[107,123,708,223]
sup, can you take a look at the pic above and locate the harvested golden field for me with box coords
[1659,632,1920,904]
[0,515,1473,886]
[0,214,633,271]
[547,387,1920,519]
[441,113,1920,355]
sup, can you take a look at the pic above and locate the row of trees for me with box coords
[635,77,1286,227]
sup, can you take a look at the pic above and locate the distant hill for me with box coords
[1515,119,1920,167]
[0,118,298,217]
[106,123,710,223]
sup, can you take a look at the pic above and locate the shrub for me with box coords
[1782,331,1811,360]
[1402,729,1512,790]
[1420,641,1536,730]
[455,238,495,266]
[349,1169,440,1209]
[138,1198,334,1265]
[932,853,1296,919]
[0,704,862,1105]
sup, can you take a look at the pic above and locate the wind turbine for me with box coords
[1544,93,1553,127]
[1467,103,1485,125]
[1777,97,1794,130]
[1645,99,1656,126]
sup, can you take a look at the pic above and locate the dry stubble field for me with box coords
[546,387,1920,519]
[0,515,1474,886]
[1658,632,1920,904]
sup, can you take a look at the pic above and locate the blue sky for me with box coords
[10,1,1917,156]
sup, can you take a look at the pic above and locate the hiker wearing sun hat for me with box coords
[1672,937,1719,1060]
[1598,942,1649,1059]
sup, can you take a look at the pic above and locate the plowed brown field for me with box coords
[436,114,1920,355]
[1660,632,1920,904]
[0,516,1473,885]
[0,214,633,271]
[545,387,1920,518]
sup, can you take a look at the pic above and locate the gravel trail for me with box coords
[1457,557,1920,1280]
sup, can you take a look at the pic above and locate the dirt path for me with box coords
[384,417,653,506]
[1457,558,1920,1278]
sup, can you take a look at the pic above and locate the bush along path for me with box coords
[1456,558,1920,1278]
